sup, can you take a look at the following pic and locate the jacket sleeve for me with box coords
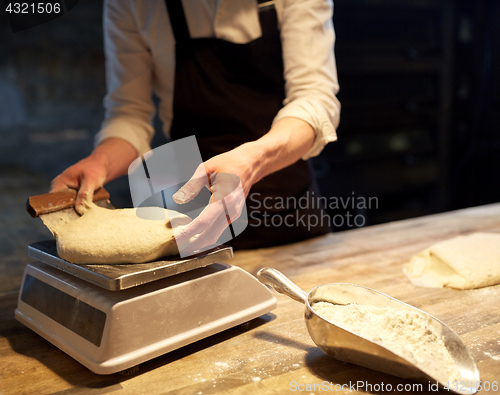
[95,0,156,157]
[275,0,341,159]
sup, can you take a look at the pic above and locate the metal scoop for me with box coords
[257,267,480,395]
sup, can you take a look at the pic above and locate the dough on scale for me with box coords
[53,201,191,264]
[403,232,500,290]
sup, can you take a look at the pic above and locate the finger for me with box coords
[75,176,102,214]
[178,185,244,241]
[49,175,78,193]
[179,211,231,255]
[173,164,210,204]
[172,177,209,204]
[174,199,227,244]
[49,178,67,192]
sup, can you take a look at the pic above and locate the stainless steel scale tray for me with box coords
[28,240,233,291]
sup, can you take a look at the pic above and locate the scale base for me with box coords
[16,260,277,374]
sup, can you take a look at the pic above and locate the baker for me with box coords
[50,0,341,251]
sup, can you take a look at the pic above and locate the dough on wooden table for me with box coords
[54,201,191,264]
[403,232,500,290]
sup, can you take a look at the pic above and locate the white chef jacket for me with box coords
[96,0,340,160]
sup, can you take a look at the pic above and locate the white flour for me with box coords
[311,302,460,383]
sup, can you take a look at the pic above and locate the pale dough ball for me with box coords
[403,233,500,289]
[54,201,191,264]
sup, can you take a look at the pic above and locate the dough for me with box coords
[53,201,191,264]
[403,232,500,289]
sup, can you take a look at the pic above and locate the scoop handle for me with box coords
[257,267,308,304]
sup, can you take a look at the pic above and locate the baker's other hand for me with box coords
[172,144,258,254]
[50,156,107,214]
[50,138,138,214]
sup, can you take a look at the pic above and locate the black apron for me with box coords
[165,0,331,249]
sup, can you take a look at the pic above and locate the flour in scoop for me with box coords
[312,302,460,384]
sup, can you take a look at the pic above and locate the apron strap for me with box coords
[165,0,191,44]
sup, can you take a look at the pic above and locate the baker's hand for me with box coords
[50,155,107,214]
[50,138,138,214]
[172,144,259,255]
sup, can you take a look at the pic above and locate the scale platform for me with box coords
[15,241,277,374]
[27,240,236,291]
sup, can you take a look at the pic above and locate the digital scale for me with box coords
[15,239,277,374]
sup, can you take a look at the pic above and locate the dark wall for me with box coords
[312,0,455,228]
[448,0,500,209]
[312,0,500,229]
[0,1,105,179]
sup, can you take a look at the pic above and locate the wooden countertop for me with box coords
[1,204,500,395]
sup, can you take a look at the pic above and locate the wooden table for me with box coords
[1,204,500,394]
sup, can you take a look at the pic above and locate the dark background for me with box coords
[313,0,500,228]
[1,0,499,228]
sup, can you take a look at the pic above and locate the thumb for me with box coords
[173,164,210,204]
[173,176,209,204]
